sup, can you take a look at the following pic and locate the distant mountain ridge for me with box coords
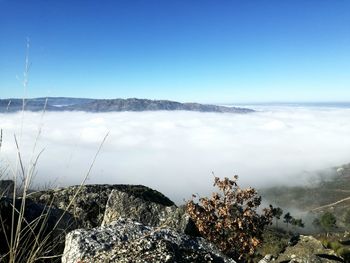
[0,97,254,113]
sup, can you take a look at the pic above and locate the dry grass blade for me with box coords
[51,132,109,232]
[0,39,113,262]
[0,41,111,263]
[0,129,2,152]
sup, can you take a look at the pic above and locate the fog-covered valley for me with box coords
[1,106,350,204]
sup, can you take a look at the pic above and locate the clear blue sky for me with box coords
[0,0,349,103]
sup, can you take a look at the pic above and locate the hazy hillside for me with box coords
[0,97,94,112]
[261,163,350,224]
[0,97,253,114]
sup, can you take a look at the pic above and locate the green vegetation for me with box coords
[343,209,350,229]
[321,238,350,261]
[320,212,337,234]
[336,247,350,262]
[257,228,292,259]
[313,212,337,236]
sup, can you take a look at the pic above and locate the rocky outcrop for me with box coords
[29,184,175,229]
[1,184,199,262]
[267,235,342,263]
[258,254,273,263]
[62,218,236,263]
[4,182,347,263]
[2,183,201,262]
[102,188,176,226]
[102,189,199,236]
[29,184,199,236]
[163,205,200,237]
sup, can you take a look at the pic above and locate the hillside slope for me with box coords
[0,97,253,113]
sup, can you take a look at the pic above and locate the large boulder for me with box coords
[273,235,342,263]
[102,188,176,226]
[102,189,199,236]
[29,184,174,229]
[62,218,236,263]
[163,205,200,237]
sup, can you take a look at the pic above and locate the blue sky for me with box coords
[0,0,349,103]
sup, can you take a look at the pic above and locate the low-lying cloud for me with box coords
[1,107,350,203]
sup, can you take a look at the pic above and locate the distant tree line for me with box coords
[270,206,304,231]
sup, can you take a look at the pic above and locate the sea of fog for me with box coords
[1,104,350,204]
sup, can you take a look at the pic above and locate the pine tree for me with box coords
[320,212,336,236]
[271,206,283,228]
[283,212,293,228]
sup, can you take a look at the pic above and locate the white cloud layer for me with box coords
[1,107,350,203]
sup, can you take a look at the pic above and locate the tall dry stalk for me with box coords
[0,40,109,263]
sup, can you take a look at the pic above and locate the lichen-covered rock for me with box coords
[62,218,236,263]
[29,184,174,228]
[163,205,200,237]
[102,189,176,227]
[258,254,273,263]
[102,189,199,236]
[275,235,342,263]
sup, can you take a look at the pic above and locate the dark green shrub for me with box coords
[328,241,342,252]
[320,212,337,235]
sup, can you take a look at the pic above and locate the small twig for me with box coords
[13,134,25,185]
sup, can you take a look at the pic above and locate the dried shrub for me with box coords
[186,175,273,261]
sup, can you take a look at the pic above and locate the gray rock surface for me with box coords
[29,184,174,228]
[275,235,341,263]
[102,189,176,227]
[163,205,200,237]
[102,189,199,236]
[258,254,273,263]
[62,218,236,263]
